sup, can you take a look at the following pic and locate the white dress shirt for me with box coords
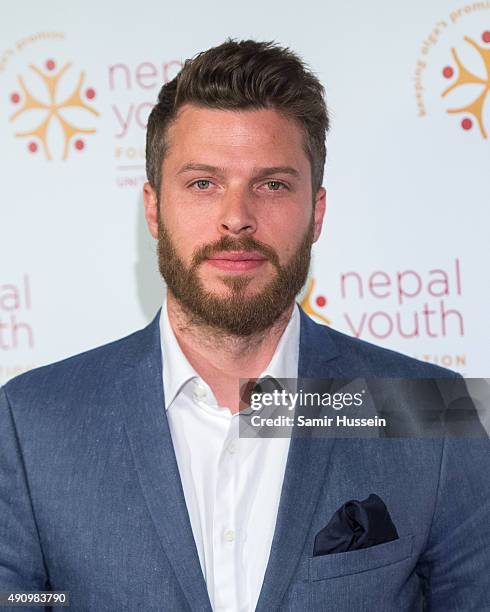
[160,293,300,612]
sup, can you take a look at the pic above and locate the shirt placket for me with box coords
[212,414,240,612]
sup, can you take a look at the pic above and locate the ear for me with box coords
[143,182,159,239]
[312,186,326,243]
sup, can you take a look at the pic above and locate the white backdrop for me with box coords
[1,0,489,385]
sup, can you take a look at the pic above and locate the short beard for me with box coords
[157,210,314,337]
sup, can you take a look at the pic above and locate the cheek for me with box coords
[161,185,214,230]
[162,209,214,263]
[263,209,311,256]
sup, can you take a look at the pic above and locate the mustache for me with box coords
[191,235,280,269]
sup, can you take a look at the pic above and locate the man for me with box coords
[0,39,488,611]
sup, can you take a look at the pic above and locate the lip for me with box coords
[208,251,267,261]
[205,251,268,272]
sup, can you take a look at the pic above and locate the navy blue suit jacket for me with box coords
[0,308,488,611]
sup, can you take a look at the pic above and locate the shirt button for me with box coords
[193,386,207,400]
[223,529,235,542]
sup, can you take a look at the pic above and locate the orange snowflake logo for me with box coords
[441,30,490,138]
[300,277,331,325]
[9,58,99,159]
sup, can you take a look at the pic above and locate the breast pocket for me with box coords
[308,534,414,582]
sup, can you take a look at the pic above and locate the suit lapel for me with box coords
[116,311,212,612]
[255,308,341,611]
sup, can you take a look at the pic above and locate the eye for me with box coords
[191,179,212,190]
[265,180,287,191]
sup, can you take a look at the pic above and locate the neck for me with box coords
[165,290,295,413]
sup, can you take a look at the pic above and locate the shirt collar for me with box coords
[160,293,200,411]
[255,302,300,383]
[159,291,301,411]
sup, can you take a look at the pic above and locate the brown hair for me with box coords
[146,39,329,196]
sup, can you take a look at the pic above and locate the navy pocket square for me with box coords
[313,493,399,556]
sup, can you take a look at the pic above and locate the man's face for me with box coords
[144,104,326,336]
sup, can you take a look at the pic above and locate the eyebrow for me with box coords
[176,163,301,179]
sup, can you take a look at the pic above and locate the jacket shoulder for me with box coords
[3,313,160,405]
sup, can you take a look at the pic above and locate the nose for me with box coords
[218,189,256,236]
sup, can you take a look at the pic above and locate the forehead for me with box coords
[164,103,309,171]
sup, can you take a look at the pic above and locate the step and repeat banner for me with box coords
[1,0,489,384]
